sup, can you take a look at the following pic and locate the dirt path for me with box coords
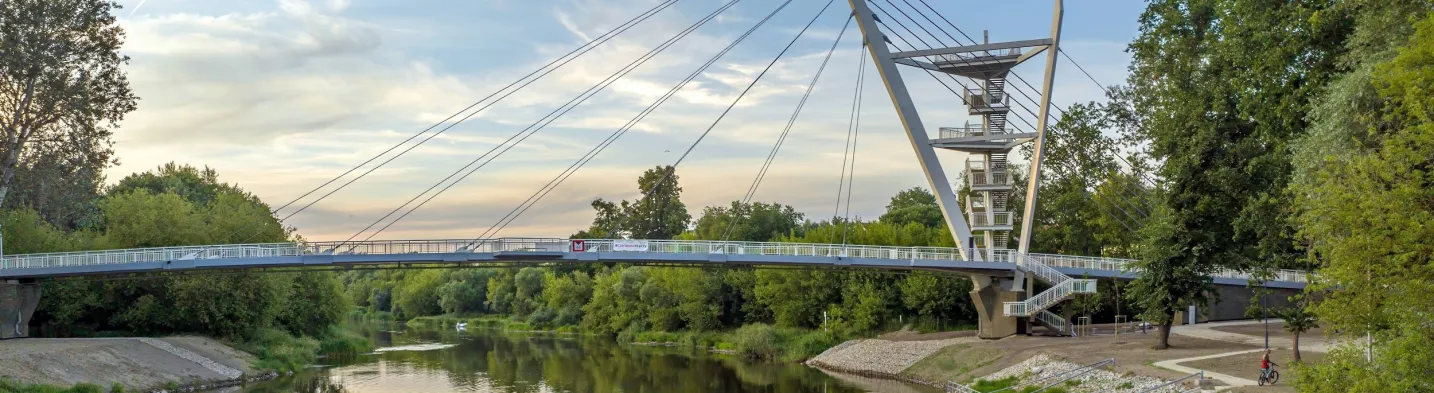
[1172,319,1333,353]
[0,336,258,390]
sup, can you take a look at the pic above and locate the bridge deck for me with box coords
[0,239,1307,288]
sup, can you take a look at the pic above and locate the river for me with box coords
[221,323,941,393]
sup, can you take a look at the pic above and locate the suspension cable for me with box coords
[840,46,864,247]
[874,2,1153,228]
[469,0,797,244]
[603,0,840,240]
[830,42,866,245]
[718,15,855,244]
[197,0,683,250]
[331,0,745,249]
[909,0,1160,190]
[872,2,1045,131]
[880,2,1156,215]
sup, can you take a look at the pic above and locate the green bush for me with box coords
[784,330,840,360]
[233,328,320,372]
[732,324,780,360]
[971,377,1018,392]
[318,326,373,355]
[526,308,557,328]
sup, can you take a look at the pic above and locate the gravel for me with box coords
[806,337,981,376]
[976,354,1198,393]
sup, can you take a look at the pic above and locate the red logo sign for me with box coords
[571,240,586,252]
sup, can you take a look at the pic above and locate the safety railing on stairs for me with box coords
[1023,257,1072,284]
[1036,310,1074,336]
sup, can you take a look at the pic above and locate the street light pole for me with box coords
[1263,290,1269,349]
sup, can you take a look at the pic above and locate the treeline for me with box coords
[1109,1,1434,391]
[344,168,982,338]
[12,164,355,368]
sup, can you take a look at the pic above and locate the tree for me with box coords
[691,201,803,242]
[879,187,942,229]
[572,166,690,239]
[1289,7,1434,391]
[439,269,497,315]
[1272,302,1318,363]
[0,0,138,208]
[1122,0,1349,349]
[899,271,975,328]
[1126,206,1219,349]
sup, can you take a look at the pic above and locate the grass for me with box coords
[902,344,1007,384]
[317,326,374,355]
[232,326,375,372]
[347,310,396,321]
[970,377,1019,392]
[0,377,106,393]
[232,328,321,372]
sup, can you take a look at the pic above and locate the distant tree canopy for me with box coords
[28,164,339,339]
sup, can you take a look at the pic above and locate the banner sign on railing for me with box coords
[612,240,649,252]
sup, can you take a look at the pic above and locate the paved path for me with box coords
[1153,348,1264,390]
[1171,319,1331,353]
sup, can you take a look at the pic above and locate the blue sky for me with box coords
[110,0,1146,240]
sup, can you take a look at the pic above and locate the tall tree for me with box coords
[1291,6,1434,391]
[573,166,690,239]
[0,0,137,207]
[1124,0,1348,348]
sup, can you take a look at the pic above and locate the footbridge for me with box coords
[0,238,1308,339]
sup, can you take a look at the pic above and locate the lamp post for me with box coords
[1262,289,1269,349]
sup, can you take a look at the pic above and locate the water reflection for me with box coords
[225,323,940,393]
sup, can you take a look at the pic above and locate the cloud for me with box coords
[106,0,1135,241]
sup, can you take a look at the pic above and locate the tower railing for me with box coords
[972,212,1013,227]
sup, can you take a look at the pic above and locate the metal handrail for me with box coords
[972,212,1013,227]
[1137,371,1203,393]
[1037,310,1073,336]
[1033,358,1117,390]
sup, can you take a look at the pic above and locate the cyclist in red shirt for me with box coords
[1260,349,1274,378]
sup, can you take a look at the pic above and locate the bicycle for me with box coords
[1258,362,1280,386]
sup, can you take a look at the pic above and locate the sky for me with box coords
[108,0,1146,241]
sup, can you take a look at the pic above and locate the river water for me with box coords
[224,323,940,393]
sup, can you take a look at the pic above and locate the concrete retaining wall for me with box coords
[0,281,41,339]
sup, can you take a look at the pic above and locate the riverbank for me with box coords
[0,336,273,392]
[806,330,1260,392]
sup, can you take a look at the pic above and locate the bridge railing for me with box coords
[1029,253,1310,284]
[304,238,566,255]
[0,238,1309,284]
[0,243,301,270]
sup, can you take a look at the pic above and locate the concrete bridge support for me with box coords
[0,280,40,339]
[970,275,1024,339]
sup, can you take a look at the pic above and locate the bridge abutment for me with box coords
[969,275,1022,339]
[0,280,40,339]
